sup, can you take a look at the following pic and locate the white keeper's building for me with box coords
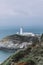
[16,27,35,36]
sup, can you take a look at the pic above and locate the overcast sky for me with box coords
[0,0,43,28]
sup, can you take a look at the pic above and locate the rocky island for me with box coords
[0,27,40,51]
[0,34,39,50]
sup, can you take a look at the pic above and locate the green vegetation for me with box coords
[1,34,43,65]
[2,34,39,43]
[1,44,43,65]
[41,33,43,42]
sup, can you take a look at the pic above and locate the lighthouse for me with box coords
[20,27,23,35]
[16,27,35,36]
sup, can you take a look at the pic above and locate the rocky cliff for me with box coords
[0,34,39,50]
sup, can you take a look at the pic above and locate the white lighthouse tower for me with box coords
[20,27,23,35]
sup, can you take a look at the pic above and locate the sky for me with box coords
[0,0,43,28]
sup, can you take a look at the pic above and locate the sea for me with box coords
[0,27,43,64]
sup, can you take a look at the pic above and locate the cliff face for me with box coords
[0,34,39,50]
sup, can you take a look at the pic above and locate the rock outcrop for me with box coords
[0,34,39,50]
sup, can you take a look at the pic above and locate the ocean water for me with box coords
[0,27,43,39]
[0,29,17,39]
[0,50,13,64]
[0,28,17,63]
[0,27,43,63]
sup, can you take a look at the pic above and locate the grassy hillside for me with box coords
[1,43,43,65]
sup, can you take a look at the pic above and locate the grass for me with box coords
[1,44,43,65]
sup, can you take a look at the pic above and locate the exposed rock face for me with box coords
[0,34,39,50]
[0,41,32,50]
